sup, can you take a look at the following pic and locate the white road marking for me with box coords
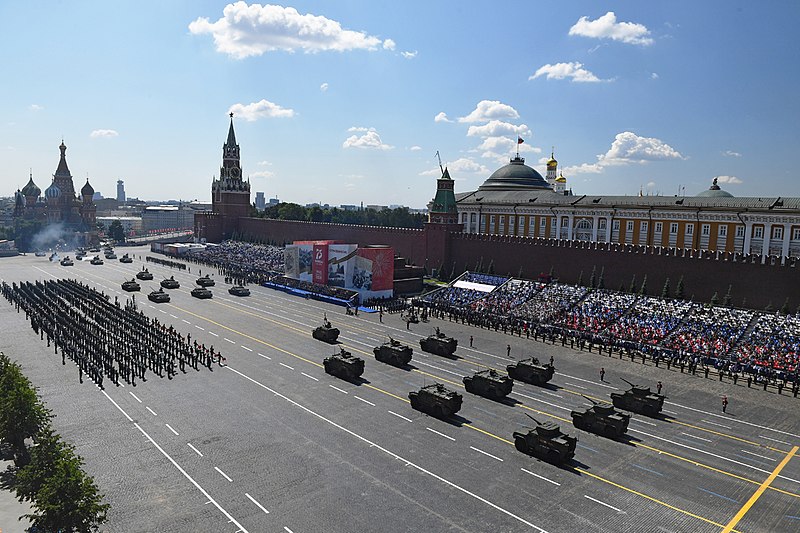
[662,409,678,415]
[630,419,657,427]
[182,319,191,324]
[667,400,800,439]
[354,395,375,406]
[414,360,463,377]
[584,495,625,513]
[241,346,253,352]
[388,410,412,422]
[740,449,777,462]
[470,446,503,462]
[258,353,271,360]
[301,372,319,382]
[224,338,236,344]
[701,420,732,429]
[426,427,456,441]
[101,390,133,422]
[195,326,205,331]
[129,391,142,403]
[165,424,179,436]
[554,372,617,390]
[512,391,571,412]
[279,362,294,370]
[159,309,167,314]
[187,443,204,457]
[146,406,158,417]
[245,493,269,514]
[329,385,348,394]
[680,432,712,443]
[521,468,560,486]
[564,382,586,390]
[759,435,792,446]
[223,366,548,532]
[284,528,294,533]
[214,466,233,482]
[170,314,178,319]
[209,332,219,337]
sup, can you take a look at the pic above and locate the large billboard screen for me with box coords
[312,243,328,285]
[353,247,394,292]
[326,244,358,287]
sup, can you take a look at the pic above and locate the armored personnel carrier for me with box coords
[191,287,213,299]
[571,396,631,438]
[373,338,413,367]
[228,285,250,297]
[90,256,104,265]
[323,348,364,381]
[610,378,665,417]
[506,357,555,386]
[148,288,170,303]
[196,275,215,287]
[161,276,180,289]
[463,369,514,400]
[312,319,340,343]
[119,253,133,264]
[419,330,458,357]
[121,279,141,292]
[409,383,462,418]
[136,268,153,280]
[60,257,74,266]
[513,414,577,464]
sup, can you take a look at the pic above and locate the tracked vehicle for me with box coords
[506,357,555,385]
[408,383,462,418]
[373,338,413,367]
[191,287,213,299]
[161,276,180,289]
[323,348,364,381]
[610,378,665,417]
[136,268,153,280]
[463,369,513,400]
[228,285,250,297]
[148,288,170,303]
[105,251,117,260]
[419,330,458,357]
[571,396,630,438]
[196,275,215,287]
[119,253,133,263]
[513,414,577,464]
[121,279,141,292]
[90,256,104,265]
[312,319,340,343]
[60,257,74,266]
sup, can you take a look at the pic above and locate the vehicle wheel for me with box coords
[514,436,529,454]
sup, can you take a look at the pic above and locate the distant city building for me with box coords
[268,197,279,207]
[96,216,142,234]
[255,191,265,211]
[92,191,103,200]
[116,180,126,203]
[141,205,195,232]
[366,204,388,211]
[340,204,359,211]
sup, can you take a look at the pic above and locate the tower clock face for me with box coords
[230,167,240,177]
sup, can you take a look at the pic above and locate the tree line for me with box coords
[255,203,426,228]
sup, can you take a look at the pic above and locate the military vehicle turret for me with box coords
[105,251,117,260]
[59,257,74,266]
[90,256,104,265]
[610,378,665,417]
[121,279,141,292]
[148,288,170,303]
[373,338,413,367]
[506,357,555,386]
[119,253,133,264]
[136,268,153,280]
[571,396,631,438]
[191,287,213,299]
[419,329,458,357]
[323,348,364,381]
[160,276,180,289]
[75,250,87,260]
[89,246,101,253]
[196,275,215,287]
[463,369,514,400]
[312,318,340,343]
[228,285,250,297]
[513,414,577,464]
[408,383,462,418]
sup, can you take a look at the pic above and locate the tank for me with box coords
[105,251,117,259]
[75,251,87,260]
[136,268,153,280]
[228,285,250,296]
[191,287,213,299]
[610,378,665,417]
[506,357,555,386]
[513,415,577,464]
[148,289,170,303]
[119,253,133,263]
[373,338,413,367]
[463,369,514,400]
[312,319,340,343]
[196,275,215,287]
[408,383,462,418]
[34,250,46,257]
[419,330,458,357]
[60,257,74,266]
[161,277,180,289]
[89,247,101,253]
[323,348,364,381]
[121,279,141,292]
[49,253,58,262]
[90,256,104,265]
[571,396,631,438]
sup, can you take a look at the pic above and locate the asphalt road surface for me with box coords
[1,247,798,533]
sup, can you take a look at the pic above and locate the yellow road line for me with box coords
[721,445,799,533]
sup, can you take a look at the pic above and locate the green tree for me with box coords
[675,276,685,300]
[487,259,495,275]
[14,428,68,502]
[710,292,719,306]
[597,267,605,290]
[639,274,648,296]
[577,270,584,287]
[661,278,671,299]
[107,220,126,243]
[589,265,597,288]
[0,358,51,466]
[722,285,733,307]
[628,274,637,294]
[277,202,306,221]
[780,297,790,315]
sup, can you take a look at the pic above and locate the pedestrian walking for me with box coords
[506,344,511,358]
[469,335,474,348]
[656,381,662,395]
[722,395,728,413]
[600,367,605,382]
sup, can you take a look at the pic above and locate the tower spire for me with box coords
[226,112,237,147]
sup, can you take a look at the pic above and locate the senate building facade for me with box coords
[455,153,800,261]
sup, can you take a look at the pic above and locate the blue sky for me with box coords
[3,1,799,207]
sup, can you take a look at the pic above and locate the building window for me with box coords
[470,213,476,223]
[499,216,505,233]
[599,218,607,229]
[686,223,694,235]
[719,225,728,237]
[640,221,648,233]
[754,226,763,238]
[736,225,745,238]
[772,226,783,240]
[793,228,800,240]
[701,224,710,236]
[626,221,634,232]
[461,213,467,223]
[529,216,536,231]
[489,215,496,233]
[613,220,620,231]
[670,223,678,234]
[519,216,525,232]
[508,215,515,229]
[655,222,663,233]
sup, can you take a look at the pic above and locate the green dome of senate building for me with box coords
[478,156,551,191]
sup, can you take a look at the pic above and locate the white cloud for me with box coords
[477,136,540,154]
[458,100,519,123]
[347,126,370,132]
[342,128,393,150]
[29,104,44,111]
[651,72,659,79]
[715,175,743,184]
[401,50,417,59]
[434,112,451,123]
[320,82,329,92]
[569,11,653,46]
[90,129,119,138]
[189,2,392,58]
[723,150,742,158]
[229,99,294,121]
[467,120,530,138]
[250,170,273,179]
[530,62,605,83]
[420,157,488,176]
[564,131,682,175]
[409,145,422,151]
[646,181,656,188]
[257,160,272,166]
